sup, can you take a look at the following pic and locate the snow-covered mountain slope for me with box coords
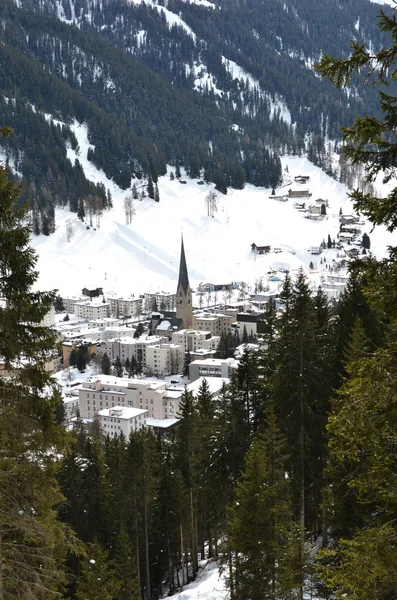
[30,120,393,299]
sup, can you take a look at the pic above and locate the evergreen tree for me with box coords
[69,348,77,367]
[147,175,154,200]
[182,350,192,377]
[78,198,85,221]
[228,409,299,600]
[76,347,87,372]
[76,539,116,600]
[362,232,371,249]
[54,294,65,312]
[115,355,123,377]
[113,527,141,600]
[101,352,111,375]
[154,183,160,203]
[0,127,76,598]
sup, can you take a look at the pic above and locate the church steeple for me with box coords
[178,237,189,294]
[176,236,193,329]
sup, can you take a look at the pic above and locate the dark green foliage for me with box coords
[54,294,65,312]
[115,355,123,378]
[101,352,111,375]
[362,232,371,249]
[134,323,145,338]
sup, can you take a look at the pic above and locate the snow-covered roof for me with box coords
[146,417,179,429]
[98,406,148,419]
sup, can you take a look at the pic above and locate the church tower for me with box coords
[176,237,193,329]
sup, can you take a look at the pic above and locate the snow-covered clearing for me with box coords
[3,118,393,299]
[167,561,229,600]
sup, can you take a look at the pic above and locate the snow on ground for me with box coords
[167,561,229,600]
[28,119,395,299]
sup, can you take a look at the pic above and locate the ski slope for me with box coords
[28,120,393,299]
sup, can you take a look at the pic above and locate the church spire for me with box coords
[176,236,193,329]
[178,236,190,294]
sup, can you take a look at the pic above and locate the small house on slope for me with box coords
[251,243,271,255]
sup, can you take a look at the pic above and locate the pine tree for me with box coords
[115,355,123,377]
[76,540,116,600]
[113,527,141,600]
[101,352,111,375]
[147,175,154,200]
[0,128,77,598]
[154,183,160,203]
[76,347,87,372]
[78,198,85,221]
[182,350,192,377]
[228,409,299,600]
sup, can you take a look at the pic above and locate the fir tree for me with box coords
[0,127,77,598]
[228,409,299,600]
[115,355,123,377]
[154,183,160,203]
[76,540,116,600]
[101,352,111,375]
[147,175,154,200]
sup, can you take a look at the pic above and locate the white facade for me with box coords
[99,406,147,438]
[109,297,142,318]
[189,357,238,382]
[192,313,237,337]
[74,301,111,320]
[62,295,89,314]
[98,335,167,367]
[171,329,220,352]
[78,375,182,420]
[41,305,56,327]
[144,293,176,312]
[146,343,184,377]
[63,396,80,425]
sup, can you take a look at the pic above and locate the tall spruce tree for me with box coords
[0,127,76,599]
[228,408,300,600]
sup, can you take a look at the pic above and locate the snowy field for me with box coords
[23,120,395,299]
[167,561,229,600]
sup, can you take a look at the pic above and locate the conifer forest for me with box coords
[2,4,397,600]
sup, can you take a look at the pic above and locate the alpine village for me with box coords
[1,0,397,599]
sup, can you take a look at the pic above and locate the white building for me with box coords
[192,313,237,337]
[189,357,238,382]
[109,297,142,318]
[41,305,56,327]
[99,406,147,438]
[98,335,167,368]
[146,343,185,377]
[78,375,182,420]
[171,329,220,352]
[74,301,111,320]
[62,295,89,314]
[144,292,176,312]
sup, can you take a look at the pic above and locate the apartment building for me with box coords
[145,343,184,377]
[192,312,237,336]
[109,296,142,318]
[189,357,238,382]
[171,329,220,352]
[98,335,167,367]
[74,300,111,320]
[98,406,147,438]
[78,375,182,420]
[144,292,176,313]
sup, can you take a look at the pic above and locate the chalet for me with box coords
[340,214,361,225]
[311,246,323,255]
[82,287,103,298]
[288,189,312,198]
[315,198,329,207]
[251,243,271,255]
[340,224,361,235]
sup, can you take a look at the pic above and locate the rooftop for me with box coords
[98,406,148,419]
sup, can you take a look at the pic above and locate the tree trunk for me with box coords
[180,522,186,586]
